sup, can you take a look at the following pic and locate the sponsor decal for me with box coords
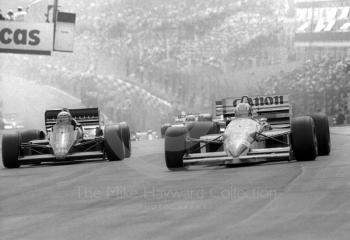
[0,22,53,55]
[0,28,40,46]
[216,95,288,116]
[232,95,287,107]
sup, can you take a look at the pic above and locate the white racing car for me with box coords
[2,108,131,168]
[164,95,331,170]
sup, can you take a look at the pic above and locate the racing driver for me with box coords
[56,109,83,138]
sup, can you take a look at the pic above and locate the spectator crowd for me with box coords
[0,6,28,21]
[3,55,173,132]
[67,0,292,72]
[260,57,350,125]
[0,0,299,130]
[3,0,349,129]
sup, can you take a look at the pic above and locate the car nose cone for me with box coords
[225,139,250,158]
[53,148,69,159]
[223,118,258,158]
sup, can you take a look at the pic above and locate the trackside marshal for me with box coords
[0,21,53,55]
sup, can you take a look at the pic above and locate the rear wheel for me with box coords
[120,122,131,158]
[95,127,103,137]
[104,125,125,161]
[20,129,44,143]
[291,116,317,161]
[165,126,187,170]
[2,132,20,168]
[310,114,331,156]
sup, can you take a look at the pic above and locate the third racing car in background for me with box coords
[160,112,213,138]
[164,95,331,170]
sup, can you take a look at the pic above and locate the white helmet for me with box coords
[235,103,252,117]
[57,111,72,124]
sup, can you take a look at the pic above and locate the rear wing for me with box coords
[45,108,100,131]
[216,95,291,127]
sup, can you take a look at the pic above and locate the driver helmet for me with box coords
[57,110,72,124]
[199,113,213,121]
[186,115,196,122]
[235,103,252,117]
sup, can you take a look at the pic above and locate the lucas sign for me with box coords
[0,22,54,55]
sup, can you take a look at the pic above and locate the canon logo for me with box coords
[233,96,285,107]
[0,28,40,46]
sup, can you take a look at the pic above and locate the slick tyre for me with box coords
[120,122,131,158]
[310,114,331,156]
[186,121,219,153]
[20,129,45,143]
[104,125,125,161]
[95,127,103,137]
[2,132,20,168]
[164,126,187,170]
[291,116,317,161]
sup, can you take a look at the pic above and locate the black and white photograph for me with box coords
[0,0,349,239]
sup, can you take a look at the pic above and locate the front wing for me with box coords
[18,151,104,164]
[182,147,291,166]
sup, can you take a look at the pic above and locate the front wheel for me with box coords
[164,126,188,170]
[2,132,20,168]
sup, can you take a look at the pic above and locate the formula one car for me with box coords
[2,108,131,168]
[164,95,331,170]
[161,113,213,138]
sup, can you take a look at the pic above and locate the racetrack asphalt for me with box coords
[1,76,350,240]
